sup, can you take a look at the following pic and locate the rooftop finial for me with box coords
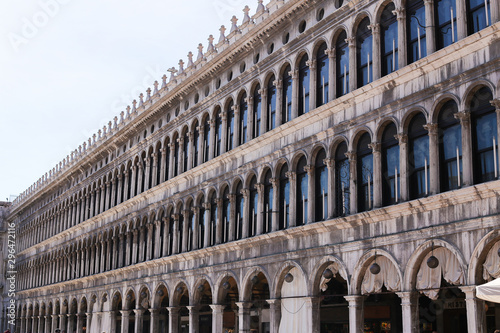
[98,129,102,140]
[243,6,251,24]
[153,80,159,95]
[120,111,125,123]
[207,35,216,53]
[139,93,144,106]
[187,52,194,68]
[161,74,167,88]
[230,15,239,34]
[114,116,118,128]
[92,133,96,144]
[126,106,131,119]
[178,59,185,74]
[146,87,151,101]
[197,43,204,61]
[108,120,113,132]
[256,0,265,14]
[132,99,137,113]
[103,125,107,135]
[218,25,227,44]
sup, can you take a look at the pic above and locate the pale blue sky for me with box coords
[0,0,250,202]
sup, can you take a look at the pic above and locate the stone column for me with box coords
[396,291,419,333]
[290,69,299,120]
[123,169,130,201]
[209,305,224,333]
[247,96,254,141]
[45,315,51,333]
[235,302,252,333]
[130,165,137,197]
[326,48,335,102]
[209,119,216,159]
[344,296,364,333]
[241,189,250,238]
[369,142,382,208]
[228,194,236,241]
[368,23,381,81]
[305,165,315,223]
[172,214,180,254]
[203,203,211,248]
[86,312,92,333]
[146,223,153,260]
[455,111,472,186]
[105,181,112,210]
[307,59,317,109]
[461,286,486,333]
[274,79,283,126]
[286,171,296,227]
[121,310,130,333]
[259,88,268,134]
[169,143,175,179]
[37,316,43,333]
[89,192,95,219]
[324,158,335,219]
[304,297,321,333]
[138,226,146,262]
[162,217,170,257]
[149,309,159,333]
[255,183,264,235]
[144,156,152,190]
[182,210,190,252]
[76,313,84,333]
[99,184,106,213]
[267,299,281,333]
[424,123,439,194]
[347,37,356,93]
[345,152,357,214]
[167,307,179,333]
[160,147,167,183]
[115,175,121,206]
[221,111,228,154]
[192,206,200,250]
[187,306,199,333]
[134,309,144,333]
[137,162,144,194]
[187,132,194,171]
[59,314,67,333]
[270,178,279,231]
[67,313,75,333]
[394,8,407,69]
[132,230,139,264]
[152,152,159,187]
[233,105,241,148]
[456,0,467,40]
[198,126,204,166]
[216,199,224,244]
[124,232,131,266]
[491,0,500,23]
[424,0,436,54]
[396,134,408,202]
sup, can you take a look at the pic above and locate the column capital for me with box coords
[255,183,265,193]
[424,123,438,134]
[395,291,419,305]
[459,285,477,297]
[395,133,408,144]
[368,23,380,34]
[393,7,406,20]
[285,171,296,180]
[304,164,315,175]
[289,70,299,80]
[323,158,334,168]
[241,188,250,198]
[303,296,321,307]
[209,304,225,313]
[368,142,381,152]
[344,295,365,305]
[166,306,180,315]
[235,301,253,310]
[325,48,336,59]
[266,299,281,306]
[454,111,471,124]
[491,98,500,110]
[273,79,283,89]
[306,59,317,70]
[270,177,279,187]
[133,308,145,316]
[345,151,356,161]
[345,37,356,47]
[202,202,211,210]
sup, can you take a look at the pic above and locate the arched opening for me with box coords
[209,191,218,246]
[253,84,262,138]
[316,42,329,107]
[156,285,169,333]
[335,141,350,217]
[406,0,426,63]
[356,17,373,88]
[262,169,273,234]
[266,75,277,131]
[222,186,230,244]
[357,132,373,212]
[437,100,462,192]
[248,176,258,237]
[298,54,310,116]
[279,163,290,230]
[197,281,213,333]
[315,148,328,221]
[198,194,206,249]
[214,107,223,157]
[318,262,349,332]
[203,115,210,163]
[125,290,137,332]
[381,122,400,206]
[336,30,349,97]
[434,0,457,50]
[183,128,190,173]
[175,284,190,333]
[235,181,244,240]
[408,112,429,199]
[381,3,398,76]
[138,288,152,332]
[296,155,308,226]
[219,276,239,332]
[249,272,271,332]
[239,91,249,145]
[226,100,235,152]
[193,120,200,168]
[282,64,292,123]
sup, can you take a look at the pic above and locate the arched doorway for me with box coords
[172,282,190,333]
[195,280,213,333]
[248,272,270,333]
[154,284,169,333]
[138,287,152,333]
[112,292,123,332]
[219,275,239,332]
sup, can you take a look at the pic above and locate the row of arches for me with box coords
[16,234,500,333]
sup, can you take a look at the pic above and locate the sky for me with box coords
[0,0,251,202]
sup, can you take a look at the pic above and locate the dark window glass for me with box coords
[174,136,179,177]
[215,109,222,157]
[193,122,199,168]
[336,31,349,97]
[249,177,258,237]
[316,43,329,107]
[239,93,248,145]
[435,0,457,50]
[203,117,210,163]
[235,182,243,240]
[222,187,230,243]
[382,123,400,206]
[267,76,277,131]
[282,65,292,123]
[263,170,273,234]
[407,0,427,63]
[183,131,189,172]
[296,156,308,226]
[209,193,217,246]
[356,18,373,88]
[357,133,373,212]
[253,85,262,138]
[315,149,328,221]
[381,3,398,76]
[438,100,462,191]
[226,101,234,152]
[467,0,491,34]
[279,164,290,230]
[198,200,205,249]
[178,207,184,253]
[408,113,430,199]
[298,55,310,116]
[335,142,350,216]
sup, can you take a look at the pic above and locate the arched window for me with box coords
[215,108,222,157]
[407,0,426,63]
[183,130,189,172]
[222,187,230,243]
[203,116,210,163]
[298,54,310,116]
[235,182,243,240]
[296,156,308,226]
[356,17,373,88]
[193,121,200,168]
[335,142,350,216]
[198,197,205,249]
[316,42,329,107]
[282,65,292,123]
[357,133,373,212]
[253,85,262,138]
[248,176,258,237]
[279,164,290,230]
[177,206,184,254]
[173,135,179,177]
[209,192,217,246]
[435,0,457,50]
[164,140,170,181]
[471,87,497,184]
[263,169,273,234]
[226,101,235,152]
[381,3,398,76]
[438,100,462,191]
[315,149,328,221]
[408,113,429,199]
[467,0,491,34]
[239,92,248,145]
[381,123,400,206]
[336,31,349,97]
[267,75,277,131]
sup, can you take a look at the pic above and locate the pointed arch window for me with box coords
[267,75,277,131]
[279,164,290,230]
[296,156,308,226]
[435,0,457,50]
[215,109,222,157]
[193,122,200,168]
[226,101,235,152]
[298,55,310,116]
[203,116,210,163]
[381,123,400,205]
[209,192,217,246]
[408,113,429,199]
[222,187,230,243]
[381,3,398,76]
[357,17,373,88]
[357,133,373,212]
[438,100,462,191]
[235,182,244,240]
[263,170,273,234]
[336,31,349,97]
[249,176,258,237]
[407,0,426,63]
[316,43,329,107]
[253,85,262,138]
[467,0,491,34]
[335,142,350,216]
[282,65,292,123]
[471,87,497,183]
[315,149,328,221]
[239,93,248,145]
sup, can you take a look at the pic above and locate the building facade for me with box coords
[7,0,500,332]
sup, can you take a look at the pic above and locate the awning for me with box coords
[476,278,500,303]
